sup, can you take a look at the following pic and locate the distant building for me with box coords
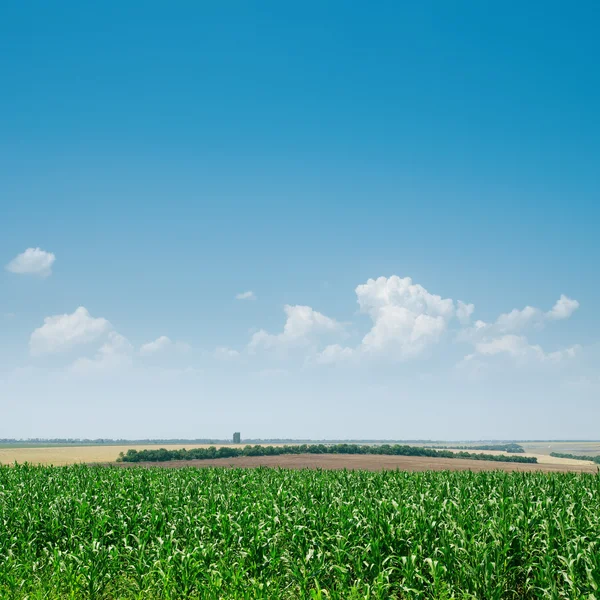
[233,432,241,444]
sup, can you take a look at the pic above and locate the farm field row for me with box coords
[2,464,599,599]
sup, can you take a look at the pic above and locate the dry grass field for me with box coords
[0,444,241,466]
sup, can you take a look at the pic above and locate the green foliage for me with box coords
[425,443,526,453]
[550,451,600,464]
[1,465,600,598]
[121,443,537,464]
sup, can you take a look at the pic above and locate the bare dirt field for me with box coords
[112,453,599,473]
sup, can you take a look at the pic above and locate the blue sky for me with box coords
[1,1,598,439]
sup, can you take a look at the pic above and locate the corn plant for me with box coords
[1,464,599,598]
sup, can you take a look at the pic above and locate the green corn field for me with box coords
[1,464,599,599]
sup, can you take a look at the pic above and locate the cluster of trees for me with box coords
[424,443,525,453]
[550,452,600,464]
[119,443,538,464]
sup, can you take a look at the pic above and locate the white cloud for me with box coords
[546,295,579,320]
[70,332,133,374]
[456,301,475,325]
[245,276,478,364]
[356,276,455,359]
[139,336,171,355]
[457,293,580,371]
[249,304,343,352]
[474,334,579,364]
[6,248,56,278]
[30,307,111,356]
[236,291,256,300]
[459,294,580,343]
[455,353,488,381]
[213,346,240,360]
[494,305,543,332]
[476,335,540,359]
[314,344,354,365]
[139,336,190,356]
[220,276,583,372]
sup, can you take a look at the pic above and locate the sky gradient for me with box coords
[1,1,599,439]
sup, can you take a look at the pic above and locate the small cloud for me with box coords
[248,304,343,352]
[314,344,354,365]
[213,346,240,360]
[456,301,475,325]
[236,291,256,301]
[140,336,171,355]
[458,294,580,344]
[70,332,133,374]
[495,306,543,332]
[546,295,579,320]
[455,353,488,381]
[3,313,15,319]
[473,334,580,364]
[6,248,56,278]
[30,307,111,356]
[139,336,190,356]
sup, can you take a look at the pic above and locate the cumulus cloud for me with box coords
[460,294,579,343]
[70,332,134,374]
[140,336,171,355]
[494,306,543,332]
[456,301,475,325]
[228,276,582,372]
[30,307,111,356]
[356,276,456,359]
[457,293,580,371]
[546,295,579,320]
[139,336,190,355]
[473,334,579,364]
[236,291,256,300]
[314,344,354,365]
[6,248,56,278]
[249,304,342,352]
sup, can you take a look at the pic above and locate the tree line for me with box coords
[119,443,538,464]
[423,443,525,453]
[550,452,600,464]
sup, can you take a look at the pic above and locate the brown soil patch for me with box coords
[112,454,599,473]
